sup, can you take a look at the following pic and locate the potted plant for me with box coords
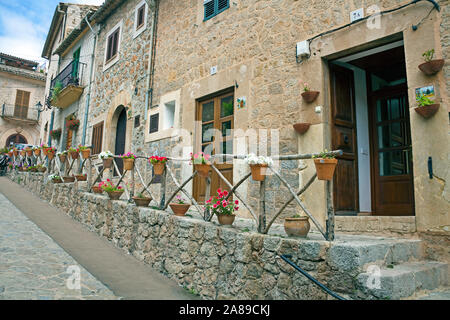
[418,49,445,76]
[46,147,56,160]
[68,147,79,160]
[169,195,191,216]
[7,149,13,157]
[20,149,26,157]
[33,146,41,157]
[313,150,338,181]
[284,214,310,238]
[301,82,320,103]
[57,151,68,163]
[205,189,239,226]
[49,174,63,183]
[415,94,440,118]
[91,184,103,194]
[244,153,273,182]
[50,129,62,140]
[25,147,33,157]
[132,192,152,207]
[190,152,211,178]
[78,145,91,159]
[99,179,124,200]
[63,176,75,183]
[149,156,168,176]
[74,173,87,181]
[12,148,18,157]
[41,144,49,156]
[66,114,80,131]
[50,81,63,103]
[99,151,114,169]
[121,152,136,171]
[36,164,47,173]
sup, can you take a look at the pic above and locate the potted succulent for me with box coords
[49,174,63,183]
[91,184,103,194]
[74,173,87,181]
[132,192,152,207]
[33,146,41,157]
[50,128,62,140]
[57,151,68,163]
[149,156,168,176]
[244,153,273,182]
[78,145,91,159]
[301,82,320,103]
[415,94,440,119]
[68,147,79,160]
[99,151,114,169]
[313,150,338,181]
[99,179,124,200]
[205,189,239,226]
[418,49,445,76]
[46,147,56,160]
[284,214,310,238]
[169,195,191,216]
[121,152,136,171]
[190,152,211,178]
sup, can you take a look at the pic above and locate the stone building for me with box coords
[41,0,449,240]
[0,53,45,147]
[39,2,100,149]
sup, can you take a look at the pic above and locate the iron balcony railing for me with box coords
[50,60,85,92]
[1,103,40,122]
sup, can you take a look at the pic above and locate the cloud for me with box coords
[71,0,105,5]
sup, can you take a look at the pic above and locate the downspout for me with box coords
[144,0,159,124]
[81,14,99,146]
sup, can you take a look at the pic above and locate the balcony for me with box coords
[1,103,40,124]
[48,60,85,109]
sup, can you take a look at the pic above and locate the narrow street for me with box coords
[0,177,197,300]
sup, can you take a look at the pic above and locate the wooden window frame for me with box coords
[105,28,120,63]
[91,121,104,155]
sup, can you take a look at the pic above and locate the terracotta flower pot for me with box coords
[52,178,63,184]
[75,174,87,181]
[153,162,165,176]
[314,158,338,181]
[106,190,124,200]
[133,196,152,207]
[38,167,47,173]
[34,149,41,156]
[47,153,55,160]
[169,203,190,216]
[70,151,79,160]
[26,149,33,157]
[123,158,135,171]
[414,104,440,119]
[81,149,91,159]
[8,152,13,157]
[293,123,311,135]
[92,186,103,194]
[284,216,310,238]
[102,158,113,169]
[195,164,211,178]
[13,150,18,156]
[217,214,236,226]
[418,59,445,76]
[301,91,320,103]
[20,150,26,157]
[59,154,67,163]
[63,176,75,183]
[250,164,269,181]
[42,149,48,156]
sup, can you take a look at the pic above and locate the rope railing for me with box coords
[10,148,343,241]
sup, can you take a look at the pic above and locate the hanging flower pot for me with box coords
[103,158,113,169]
[63,176,75,183]
[81,148,91,159]
[217,214,236,226]
[106,190,124,200]
[314,158,338,181]
[8,151,13,157]
[58,153,67,163]
[13,149,18,157]
[414,104,440,119]
[50,129,62,140]
[284,216,310,238]
[250,164,269,181]
[149,156,168,176]
[25,148,33,157]
[132,195,152,207]
[92,186,103,194]
[99,151,114,169]
[195,163,211,178]
[67,119,80,131]
[418,59,445,76]
[293,123,311,135]
[34,148,41,156]
[191,152,211,178]
[301,90,320,103]
[123,158,135,171]
[20,150,26,157]
[50,175,63,183]
[48,153,55,160]
[169,203,191,216]
[75,174,87,181]
[69,148,79,160]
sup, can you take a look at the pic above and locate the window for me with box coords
[14,90,30,119]
[162,101,175,130]
[106,28,119,62]
[149,113,159,134]
[91,121,104,155]
[204,0,229,21]
[137,4,145,30]
[133,1,147,38]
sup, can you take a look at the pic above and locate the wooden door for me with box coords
[370,85,414,216]
[14,90,30,119]
[66,128,73,150]
[330,64,359,214]
[114,108,127,175]
[193,91,234,203]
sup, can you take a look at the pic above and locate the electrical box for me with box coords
[296,40,310,58]
[350,8,364,22]
[210,66,218,75]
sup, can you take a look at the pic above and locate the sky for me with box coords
[0,0,105,65]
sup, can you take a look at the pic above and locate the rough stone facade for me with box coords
[10,171,449,300]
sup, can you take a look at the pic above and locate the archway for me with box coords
[5,134,27,147]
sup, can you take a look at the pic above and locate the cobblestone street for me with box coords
[0,192,118,300]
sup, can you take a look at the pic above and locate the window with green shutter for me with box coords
[204,0,229,21]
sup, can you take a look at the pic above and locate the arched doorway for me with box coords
[114,106,127,175]
[6,134,27,147]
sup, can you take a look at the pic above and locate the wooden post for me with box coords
[159,168,167,209]
[131,167,135,199]
[258,179,266,233]
[326,180,335,241]
[204,174,211,221]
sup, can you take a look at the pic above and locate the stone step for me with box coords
[328,238,423,272]
[356,261,449,300]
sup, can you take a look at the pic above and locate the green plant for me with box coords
[190,152,211,165]
[313,149,336,159]
[174,195,187,204]
[78,145,90,151]
[242,227,250,232]
[135,192,147,199]
[422,49,435,62]
[51,81,63,100]
[205,189,239,216]
[50,129,62,139]
[302,82,310,92]
[416,94,435,107]
[68,147,79,153]
[99,179,123,192]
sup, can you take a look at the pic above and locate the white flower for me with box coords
[244,153,273,165]
[99,151,114,159]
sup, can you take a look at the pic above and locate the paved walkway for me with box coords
[0,177,197,300]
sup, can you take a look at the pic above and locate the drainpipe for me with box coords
[144,0,159,124]
[81,14,99,146]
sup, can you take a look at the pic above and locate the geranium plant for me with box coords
[149,156,168,164]
[121,152,136,159]
[99,179,123,192]
[78,145,90,151]
[50,129,62,139]
[190,151,211,165]
[68,147,79,153]
[205,189,239,216]
[174,195,187,204]
[302,82,310,92]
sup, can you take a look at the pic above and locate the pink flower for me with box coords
[223,190,229,197]
[213,204,218,209]
[235,200,239,205]
[217,188,222,194]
